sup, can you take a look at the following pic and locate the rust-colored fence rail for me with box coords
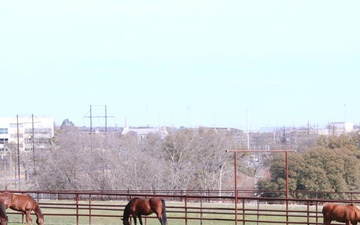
[2,190,360,225]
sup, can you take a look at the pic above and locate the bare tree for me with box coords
[34,126,244,191]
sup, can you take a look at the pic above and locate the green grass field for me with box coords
[5,200,323,225]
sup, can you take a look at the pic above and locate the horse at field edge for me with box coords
[322,203,360,225]
[0,203,8,225]
[0,192,44,225]
[121,197,167,225]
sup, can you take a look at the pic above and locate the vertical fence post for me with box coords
[316,203,319,225]
[200,199,203,225]
[285,151,289,224]
[89,193,92,225]
[256,199,260,225]
[234,151,238,225]
[307,201,310,225]
[185,196,188,225]
[242,198,245,225]
[76,193,79,225]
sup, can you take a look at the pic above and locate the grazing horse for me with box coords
[322,203,360,225]
[0,192,44,225]
[0,203,8,225]
[121,197,167,225]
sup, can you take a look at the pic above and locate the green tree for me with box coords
[257,133,360,199]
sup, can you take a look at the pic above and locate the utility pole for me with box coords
[15,114,40,189]
[246,108,250,150]
[32,114,35,173]
[16,115,20,190]
[90,105,92,133]
[225,149,296,225]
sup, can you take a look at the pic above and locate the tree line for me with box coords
[33,126,242,190]
[2,123,360,196]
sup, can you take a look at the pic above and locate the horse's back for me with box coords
[1,192,38,211]
[127,197,164,216]
[323,203,356,222]
[127,198,153,215]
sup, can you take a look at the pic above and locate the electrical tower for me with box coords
[83,105,114,133]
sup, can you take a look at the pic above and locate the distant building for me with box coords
[121,120,168,139]
[259,122,355,136]
[328,122,354,135]
[0,116,54,152]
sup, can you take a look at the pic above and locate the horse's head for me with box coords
[36,215,44,225]
[0,216,8,225]
[121,218,130,225]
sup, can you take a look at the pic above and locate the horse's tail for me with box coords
[161,199,168,225]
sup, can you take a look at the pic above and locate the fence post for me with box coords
[200,199,203,225]
[316,203,320,225]
[256,199,260,225]
[76,193,79,225]
[307,201,310,225]
[185,196,188,225]
[242,198,245,225]
[89,193,92,225]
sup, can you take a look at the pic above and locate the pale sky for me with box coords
[1,1,359,129]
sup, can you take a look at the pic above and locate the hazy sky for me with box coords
[1,1,359,129]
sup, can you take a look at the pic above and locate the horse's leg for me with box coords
[138,215,144,225]
[25,210,33,225]
[323,218,331,225]
[139,215,144,225]
[133,216,137,225]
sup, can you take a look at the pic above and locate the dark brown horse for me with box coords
[0,203,8,225]
[122,197,167,225]
[0,192,44,225]
[322,203,360,225]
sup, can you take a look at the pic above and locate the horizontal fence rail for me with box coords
[1,190,360,225]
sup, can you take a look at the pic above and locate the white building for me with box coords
[0,116,54,152]
[328,122,354,135]
[121,120,168,139]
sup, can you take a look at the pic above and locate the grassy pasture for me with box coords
[5,200,323,225]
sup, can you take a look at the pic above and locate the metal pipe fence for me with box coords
[2,190,360,225]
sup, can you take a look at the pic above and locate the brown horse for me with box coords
[0,192,44,225]
[322,203,360,225]
[121,197,167,225]
[0,203,8,225]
